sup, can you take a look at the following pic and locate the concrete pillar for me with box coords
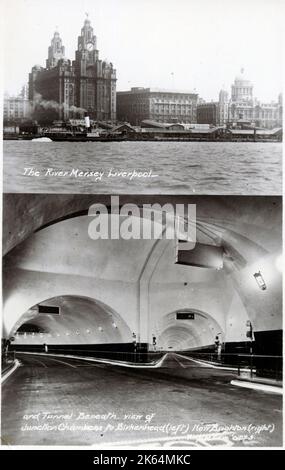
[137,238,172,345]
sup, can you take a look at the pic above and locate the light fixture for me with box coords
[253,271,266,290]
[246,320,253,339]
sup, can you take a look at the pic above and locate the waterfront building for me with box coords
[229,72,282,128]
[29,17,117,123]
[218,89,229,125]
[196,90,229,127]
[197,102,219,126]
[3,86,32,123]
[197,70,282,129]
[116,87,198,125]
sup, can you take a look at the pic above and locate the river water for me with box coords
[3,140,282,194]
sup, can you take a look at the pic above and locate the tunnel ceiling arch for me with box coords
[3,195,281,255]
[12,295,133,345]
[158,326,202,351]
[154,308,224,351]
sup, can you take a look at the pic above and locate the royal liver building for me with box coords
[29,17,117,122]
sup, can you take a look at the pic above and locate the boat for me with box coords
[31,137,53,142]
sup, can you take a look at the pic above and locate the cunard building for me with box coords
[29,16,117,123]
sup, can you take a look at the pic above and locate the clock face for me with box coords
[87,42,93,51]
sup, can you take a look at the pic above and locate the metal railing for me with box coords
[13,347,164,364]
[237,354,282,382]
[176,351,282,381]
[1,351,16,374]
[11,347,283,381]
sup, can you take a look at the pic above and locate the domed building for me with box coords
[197,69,282,129]
[228,69,282,128]
[231,69,254,103]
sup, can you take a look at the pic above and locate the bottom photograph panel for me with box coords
[2,194,282,447]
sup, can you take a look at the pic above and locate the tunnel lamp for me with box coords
[246,320,253,340]
[253,271,266,290]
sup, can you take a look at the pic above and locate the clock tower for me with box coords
[75,15,98,65]
[46,31,65,69]
[73,16,117,121]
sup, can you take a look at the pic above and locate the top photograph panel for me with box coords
[3,0,283,194]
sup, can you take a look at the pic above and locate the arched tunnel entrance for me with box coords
[11,295,134,360]
[156,309,223,351]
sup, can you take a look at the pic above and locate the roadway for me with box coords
[1,353,282,447]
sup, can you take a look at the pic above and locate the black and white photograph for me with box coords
[1,0,283,457]
[2,0,282,195]
[2,194,283,447]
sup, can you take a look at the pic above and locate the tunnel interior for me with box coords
[3,195,282,369]
[156,309,223,351]
[13,295,132,344]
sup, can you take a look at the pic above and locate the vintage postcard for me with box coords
[1,0,283,453]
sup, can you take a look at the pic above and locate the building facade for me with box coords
[229,72,282,128]
[197,71,282,129]
[4,86,32,123]
[29,17,116,123]
[197,103,218,126]
[117,88,198,125]
[197,90,229,127]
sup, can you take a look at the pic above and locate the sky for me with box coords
[3,0,284,102]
